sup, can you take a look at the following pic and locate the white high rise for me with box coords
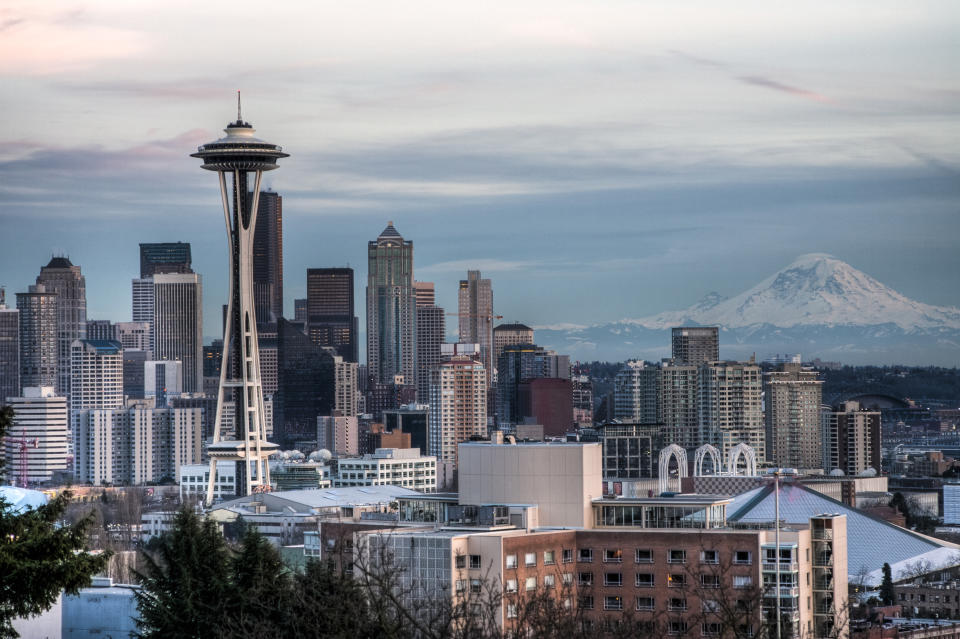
[3,387,68,484]
[191,98,285,502]
[70,339,123,476]
[698,360,764,460]
[428,355,486,470]
[152,273,203,393]
[131,278,155,352]
[613,360,658,423]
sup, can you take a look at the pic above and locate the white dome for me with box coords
[829,469,845,477]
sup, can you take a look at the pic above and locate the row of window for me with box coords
[577,572,752,589]
[576,548,752,565]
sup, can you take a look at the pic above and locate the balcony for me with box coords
[762,560,799,572]
[813,554,833,567]
[814,578,834,591]
[765,586,799,598]
[812,529,833,541]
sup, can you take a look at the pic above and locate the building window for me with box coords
[525,552,536,567]
[636,596,655,611]
[544,574,555,589]
[562,549,574,563]
[578,572,593,586]
[470,555,482,569]
[544,550,555,565]
[506,604,518,619]
[525,576,537,591]
[506,554,517,569]
[702,600,719,613]
[669,550,686,564]
[604,548,623,563]
[636,573,654,588]
[702,622,722,636]
[562,573,573,585]
[635,548,653,563]
[604,573,622,587]
[579,548,593,563]
[579,596,594,610]
[668,598,687,611]
[470,579,481,594]
[701,550,719,564]
[505,579,517,593]
[701,575,720,589]
[604,596,623,611]
[668,573,686,588]
[734,551,752,565]
[734,576,753,589]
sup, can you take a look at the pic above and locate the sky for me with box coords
[1,0,958,344]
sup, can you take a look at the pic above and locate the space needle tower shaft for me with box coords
[191,95,288,504]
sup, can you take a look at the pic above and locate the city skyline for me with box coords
[0,2,957,359]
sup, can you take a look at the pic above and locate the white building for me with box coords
[335,447,437,492]
[699,361,765,460]
[115,321,151,354]
[70,339,123,462]
[152,272,203,393]
[317,415,358,456]
[3,386,68,484]
[75,407,202,485]
[613,360,658,423]
[144,359,183,405]
[179,462,236,502]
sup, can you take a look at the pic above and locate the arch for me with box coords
[694,444,722,477]
[726,443,757,476]
[658,444,688,495]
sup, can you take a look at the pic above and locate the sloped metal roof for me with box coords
[727,482,948,579]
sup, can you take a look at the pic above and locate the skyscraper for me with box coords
[16,284,58,391]
[413,281,435,307]
[132,277,155,352]
[0,289,19,401]
[671,326,719,365]
[307,267,357,362]
[821,401,881,476]
[496,344,566,426]
[114,321,151,353]
[192,103,285,500]
[152,273,203,393]
[366,222,415,386]
[274,318,335,446]
[613,360,659,423]
[428,355,486,470]
[764,363,823,469]
[415,304,445,403]
[698,360,764,460]
[492,323,534,369]
[36,256,87,397]
[139,242,192,277]
[253,190,283,324]
[85,320,115,341]
[70,339,123,472]
[4,387,68,484]
[657,360,700,450]
[458,270,493,384]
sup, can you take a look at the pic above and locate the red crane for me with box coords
[4,436,38,488]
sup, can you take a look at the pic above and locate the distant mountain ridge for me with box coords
[535,254,960,365]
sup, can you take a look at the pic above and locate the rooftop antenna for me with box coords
[237,90,242,121]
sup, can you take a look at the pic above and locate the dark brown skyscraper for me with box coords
[253,190,283,324]
[671,326,719,365]
[139,242,193,277]
[307,267,357,362]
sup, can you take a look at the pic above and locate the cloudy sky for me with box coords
[1,1,958,342]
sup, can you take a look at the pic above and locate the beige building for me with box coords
[317,415,358,456]
[333,355,359,417]
[699,360,764,460]
[458,441,602,528]
[428,355,487,470]
[492,323,533,371]
[765,363,824,469]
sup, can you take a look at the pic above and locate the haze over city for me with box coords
[2,0,958,351]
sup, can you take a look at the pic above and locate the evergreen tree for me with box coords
[134,508,231,638]
[0,405,109,639]
[221,525,294,637]
[880,562,896,606]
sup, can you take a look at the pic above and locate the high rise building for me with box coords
[115,321,151,353]
[518,377,573,437]
[36,256,87,397]
[413,281,435,307]
[366,222,415,386]
[671,326,719,365]
[16,284,58,391]
[144,360,184,406]
[613,360,659,423]
[382,407,429,455]
[274,319,335,447]
[415,304,445,402]
[85,320,114,341]
[492,323,534,369]
[699,360,764,460]
[253,190,283,324]
[495,344,568,426]
[69,339,123,468]
[152,273,203,393]
[131,278,155,351]
[139,242,192,277]
[428,355,486,470]
[3,387,68,484]
[458,270,493,384]
[317,415,358,456]
[571,374,594,427]
[306,267,357,362]
[657,360,700,450]
[822,401,881,476]
[122,349,149,399]
[0,290,19,401]
[192,106,285,500]
[294,298,307,322]
[764,363,823,469]
[333,355,359,417]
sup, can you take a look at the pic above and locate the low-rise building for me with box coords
[334,447,437,492]
[178,462,236,502]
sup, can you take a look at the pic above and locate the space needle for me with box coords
[192,95,287,504]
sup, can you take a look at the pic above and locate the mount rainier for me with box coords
[535,254,960,365]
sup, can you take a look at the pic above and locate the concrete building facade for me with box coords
[428,355,487,469]
[671,326,719,365]
[334,447,437,492]
[822,401,882,476]
[3,386,69,484]
[36,256,87,398]
[366,222,416,386]
[613,360,658,423]
[765,364,824,469]
[16,283,58,391]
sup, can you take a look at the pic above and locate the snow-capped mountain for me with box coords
[536,254,960,365]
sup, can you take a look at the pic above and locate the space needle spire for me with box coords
[191,101,288,504]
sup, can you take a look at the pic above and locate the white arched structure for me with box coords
[694,444,722,477]
[726,443,757,476]
[658,444,688,494]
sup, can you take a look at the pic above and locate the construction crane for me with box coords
[4,435,38,488]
